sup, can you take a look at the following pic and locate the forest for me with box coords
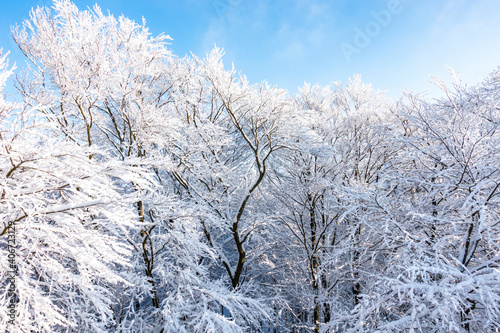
[0,1,499,332]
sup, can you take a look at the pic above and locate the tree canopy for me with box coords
[1,1,499,332]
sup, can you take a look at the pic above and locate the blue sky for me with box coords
[1,0,500,99]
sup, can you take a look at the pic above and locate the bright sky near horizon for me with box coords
[1,0,500,99]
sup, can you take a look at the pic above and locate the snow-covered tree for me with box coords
[269,77,398,332]
[165,48,294,293]
[0,49,149,332]
[9,2,272,331]
[327,72,500,332]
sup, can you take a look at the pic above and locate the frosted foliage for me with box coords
[0,56,146,331]
[13,0,175,159]
[322,78,500,333]
[2,1,500,332]
[0,51,17,116]
[6,2,270,332]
